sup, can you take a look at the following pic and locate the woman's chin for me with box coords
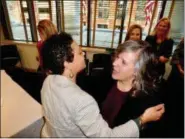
[112,74,118,80]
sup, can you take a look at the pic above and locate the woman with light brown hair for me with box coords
[102,40,165,137]
[124,24,143,42]
[36,19,58,71]
[145,17,174,78]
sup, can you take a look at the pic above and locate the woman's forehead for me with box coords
[119,51,137,63]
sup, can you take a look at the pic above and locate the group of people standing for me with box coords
[35,17,183,137]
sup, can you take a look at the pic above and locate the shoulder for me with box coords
[165,38,174,44]
[146,35,155,40]
[37,41,43,48]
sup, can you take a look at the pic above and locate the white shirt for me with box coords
[41,75,139,137]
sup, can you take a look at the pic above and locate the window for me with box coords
[2,0,184,48]
[116,9,122,19]
[5,0,32,41]
[39,8,49,13]
[98,8,109,18]
[117,1,124,8]
[135,1,146,21]
[98,0,110,7]
[98,0,109,19]
[115,25,121,30]
[97,24,108,29]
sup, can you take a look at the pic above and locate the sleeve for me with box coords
[145,35,155,49]
[74,94,139,137]
[171,43,182,64]
[145,35,152,44]
[163,39,174,58]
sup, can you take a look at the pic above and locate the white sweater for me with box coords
[41,75,139,137]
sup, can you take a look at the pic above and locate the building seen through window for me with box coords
[3,0,184,48]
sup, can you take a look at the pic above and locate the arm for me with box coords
[177,64,184,75]
[161,39,174,63]
[159,56,168,63]
[74,94,139,137]
[74,94,164,137]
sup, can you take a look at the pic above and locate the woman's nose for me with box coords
[113,58,119,66]
[82,51,85,56]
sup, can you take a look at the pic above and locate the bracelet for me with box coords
[139,115,145,129]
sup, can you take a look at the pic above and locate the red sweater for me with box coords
[37,41,43,67]
[102,84,130,127]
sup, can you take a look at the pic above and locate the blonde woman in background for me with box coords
[145,17,174,77]
[36,19,58,71]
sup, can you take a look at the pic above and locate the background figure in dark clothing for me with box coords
[164,38,184,137]
[101,40,165,137]
[145,17,174,78]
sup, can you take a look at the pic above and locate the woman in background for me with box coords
[40,32,164,137]
[124,24,143,41]
[145,17,174,78]
[164,37,184,137]
[36,19,58,71]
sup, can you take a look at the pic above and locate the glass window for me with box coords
[97,24,108,29]
[39,8,49,13]
[98,0,110,7]
[63,1,81,44]
[98,8,109,18]
[3,0,184,48]
[6,0,32,41]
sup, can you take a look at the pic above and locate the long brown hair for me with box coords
[125,24,142,41]
[115,40,158,96]
[37,19,58,41]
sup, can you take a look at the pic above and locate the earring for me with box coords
[69,70,74,78]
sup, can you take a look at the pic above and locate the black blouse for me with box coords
[145,35,174,58]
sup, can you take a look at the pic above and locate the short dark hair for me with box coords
[42,32,74,74]
[115,40,158,96]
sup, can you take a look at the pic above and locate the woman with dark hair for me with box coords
[145,17,174,78]
[40,32,164,137]
[102,40,165,137]
[125,24,143,41]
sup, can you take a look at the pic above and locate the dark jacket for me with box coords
[145,35,174,76]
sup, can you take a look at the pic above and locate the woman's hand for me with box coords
[141,104,165,125]
[159,56,168,63]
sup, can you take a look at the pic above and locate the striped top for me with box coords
[41,75,139,137]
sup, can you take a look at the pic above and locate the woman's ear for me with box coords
[64,61,72,69]
[64,61,69,69]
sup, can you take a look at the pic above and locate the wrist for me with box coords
[139,114,146,126]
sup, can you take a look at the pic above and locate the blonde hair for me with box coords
[150,17,171,39]
[37,19,58,41]
[125,24,142,41]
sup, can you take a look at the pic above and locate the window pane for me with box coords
[33,0,57,40]
[150,1,163,34]
[63,1,81,44]
[90,0,120,48]
[6,1,31,41]
[170,1,184,41]
[113,1,126,48]
[163,1,172,17]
